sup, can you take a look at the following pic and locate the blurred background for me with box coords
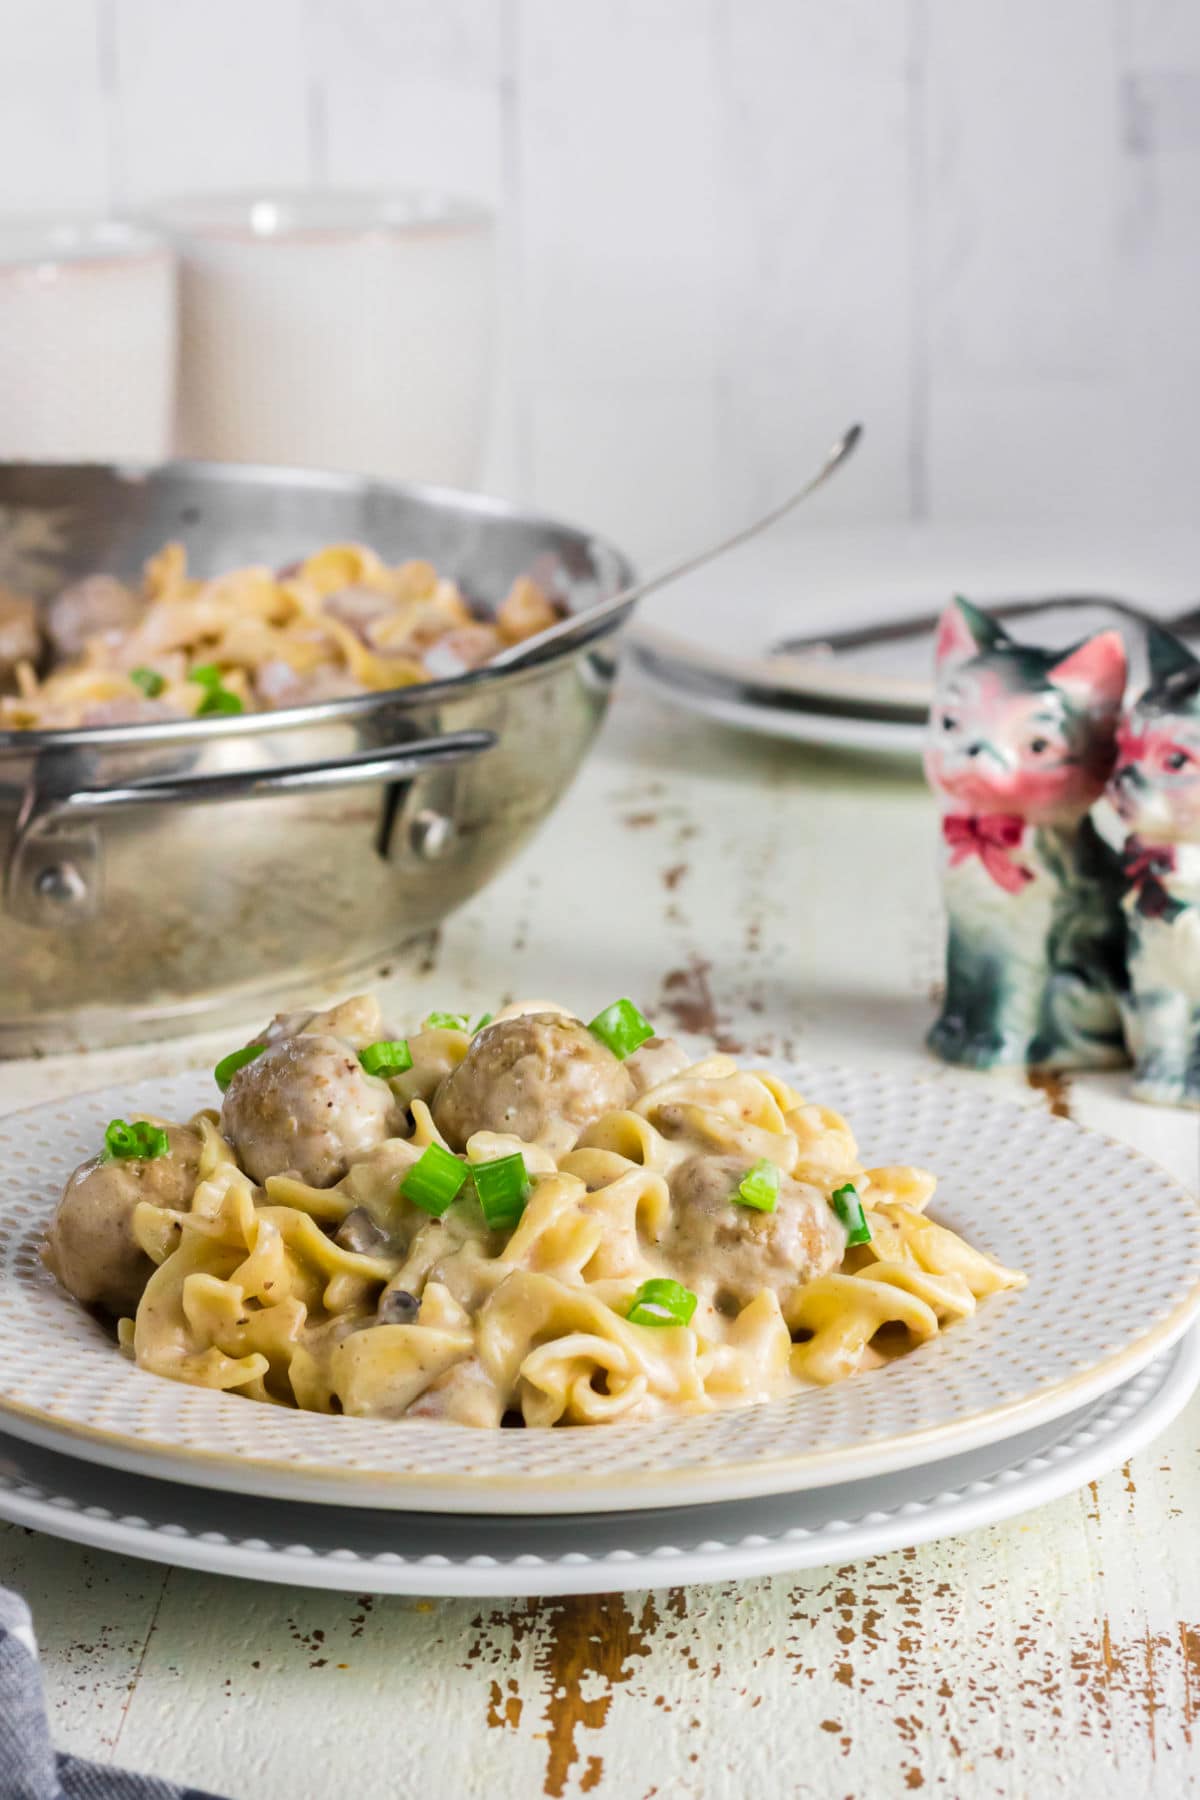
[0,0,1197,563]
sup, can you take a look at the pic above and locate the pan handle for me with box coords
[6,729,495,926]
[34,730,495,821]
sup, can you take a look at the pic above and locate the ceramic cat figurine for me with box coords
[925,597,1128,1070]
[1108,625,1200,1107]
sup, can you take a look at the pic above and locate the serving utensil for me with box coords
[488,422,863,673]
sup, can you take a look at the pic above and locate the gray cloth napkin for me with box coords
[0,1586,229,1800]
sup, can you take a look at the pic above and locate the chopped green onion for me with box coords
[190,663,243,716]
[129,665,165,698]
[196,685,243,716]
[831,1182,872,1247]
[400,1143,469,1216]
[102,1118,169,1162]
[472,1152,531,1231]
[588,997,654,1060]
[736,1159,780,1213]
[424,1010,469,1032]
[359,1039,413,1079]
[626,1277,697,1329]
[473,1012,494,1033]
[214,1043,266,1092]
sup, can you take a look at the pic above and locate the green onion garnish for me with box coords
[472,1152,531,1231]
[214,1043,266,1092]
[736,1159,780,1213]
[190,663,243,716]
[400,1143,469,1216]
[424,1010,469,1032]
[831,1182,872,1247]
[130,666,165,698]
[626,1277,697,1328]
[359,1039,413,1079]
[196,685,243,716]
[473,1012,494,1033]
[588,997,654,1060]
[102,1118,169,1162]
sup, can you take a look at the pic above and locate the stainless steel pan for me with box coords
[0,460,634,1054]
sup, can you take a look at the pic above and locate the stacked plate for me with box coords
[1,1067,1198,1596]
[628,523,1200,756]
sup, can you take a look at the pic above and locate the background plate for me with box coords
[0,1333,1194,1596]
[629,633,925,756]
[1,1067,1198,1512]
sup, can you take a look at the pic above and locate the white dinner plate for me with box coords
[629,631,926,757]
[2,1067,1199,1513]
[0,1333,1194,1596]
[626,520,1200,753]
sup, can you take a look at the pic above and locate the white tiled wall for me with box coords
[1,0,1197,561]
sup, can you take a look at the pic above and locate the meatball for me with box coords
[42,1122,203,1316]
[432,1012,633,1156]
[220,1032,399,1187]
[0,586,40,687]
[661,1153,845,1317]
[44,574,143,660]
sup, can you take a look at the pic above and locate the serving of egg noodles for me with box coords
[42,996,1025,1429]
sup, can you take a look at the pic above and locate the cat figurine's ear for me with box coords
[1146,623,1200,711]
[1147,623,1199,685]
[934,595,1009,670]
[1046,630,1127,714]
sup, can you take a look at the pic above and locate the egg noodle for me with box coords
[2,540,558,730]
[46,997,1026,1428]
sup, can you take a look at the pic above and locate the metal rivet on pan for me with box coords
[33,862,89,907]
[409,809,457,861]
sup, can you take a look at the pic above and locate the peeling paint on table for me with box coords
[2,682,1197,1800]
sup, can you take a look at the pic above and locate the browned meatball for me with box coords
[44,574,142,660]
[42,1122,203,1316]
[662,1153,845,1317]
[432,1012,634,1155]
[0,586,40,687]
[220,1032,399,1186]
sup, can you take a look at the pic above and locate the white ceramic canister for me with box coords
[0,218,176,462]
[146,191,495,488]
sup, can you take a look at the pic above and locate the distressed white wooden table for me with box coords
[2,674,1198,1800]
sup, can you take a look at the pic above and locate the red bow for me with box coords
[942,813,1034,894]
[1122,835,1181,921]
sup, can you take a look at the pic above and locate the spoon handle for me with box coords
[488,422,863,674]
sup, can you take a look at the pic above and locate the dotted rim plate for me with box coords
[1,1066,1198,1514]
[0,1333,1194,1595]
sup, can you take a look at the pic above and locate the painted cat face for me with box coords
[925,598,1126,826]
[1109,627,1200,841]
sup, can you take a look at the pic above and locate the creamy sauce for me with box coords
[44,996,1025,1427]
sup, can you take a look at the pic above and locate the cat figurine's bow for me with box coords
[1121,835,1184,922]
[941,813,1035,894]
